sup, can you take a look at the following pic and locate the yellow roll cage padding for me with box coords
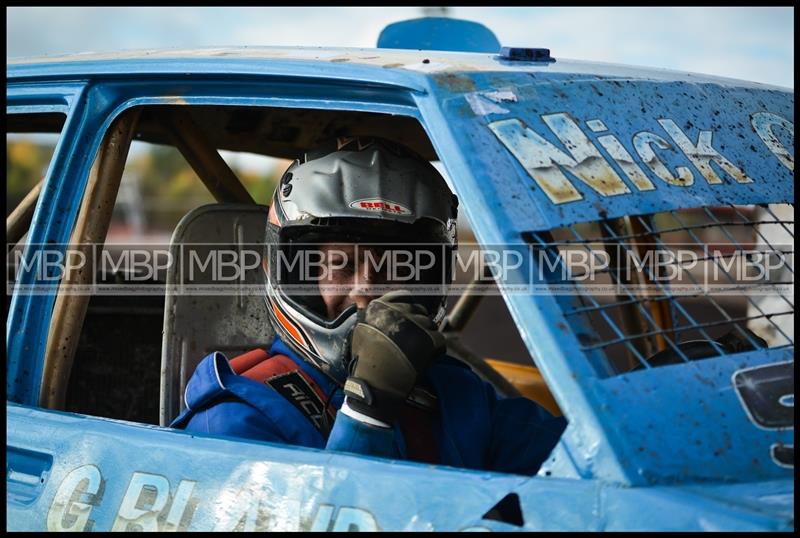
[485,359,562,417]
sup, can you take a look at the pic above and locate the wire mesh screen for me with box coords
[525,204,794,377]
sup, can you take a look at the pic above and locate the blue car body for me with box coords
[6,21,794,531]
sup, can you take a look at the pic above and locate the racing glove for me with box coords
[343,290,446,426]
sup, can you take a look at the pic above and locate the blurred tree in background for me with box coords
[7,136,283,234]
[6,137,58,215]
[112,142,284,235]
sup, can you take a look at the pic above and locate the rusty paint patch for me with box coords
[433,73,476,93]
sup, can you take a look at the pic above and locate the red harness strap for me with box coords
[230,350,328,402]
[229,349,440,464]
[229,349,271,375]
[397,402,441,465]
[230,350,335,436]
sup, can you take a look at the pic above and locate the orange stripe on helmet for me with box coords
[271,301,307,349]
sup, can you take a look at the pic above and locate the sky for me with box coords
[6,6,794,88]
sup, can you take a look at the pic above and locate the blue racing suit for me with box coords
[170,337,566,475]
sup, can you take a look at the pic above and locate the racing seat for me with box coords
[160,203,275,426]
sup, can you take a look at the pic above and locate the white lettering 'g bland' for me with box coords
[47,464,102,532]
[331,506,380,532]
[112,472,170,531]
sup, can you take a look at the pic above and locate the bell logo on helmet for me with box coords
[350,199,413,216]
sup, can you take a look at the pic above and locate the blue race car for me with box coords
[7,17,794,531]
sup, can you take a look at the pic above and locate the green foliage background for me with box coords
[7,137,283,233]
[6,138,57,215]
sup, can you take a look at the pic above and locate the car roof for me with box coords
[6,45,790,92]
[8,45,793,232]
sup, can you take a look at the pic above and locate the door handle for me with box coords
[7,446,53,505]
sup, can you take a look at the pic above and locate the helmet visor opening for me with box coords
[272,218,454,320]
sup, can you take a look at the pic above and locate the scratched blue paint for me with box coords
[6,403,792,531]
[6,40,794,532]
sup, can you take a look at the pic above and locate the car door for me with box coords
[6,62,586,532]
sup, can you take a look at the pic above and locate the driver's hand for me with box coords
[343,290,446,425]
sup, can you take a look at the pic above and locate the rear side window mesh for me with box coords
[524,204,794,377]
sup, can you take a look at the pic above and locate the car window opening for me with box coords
[20,103,567,476]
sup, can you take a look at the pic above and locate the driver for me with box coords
[170,137,566,474]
